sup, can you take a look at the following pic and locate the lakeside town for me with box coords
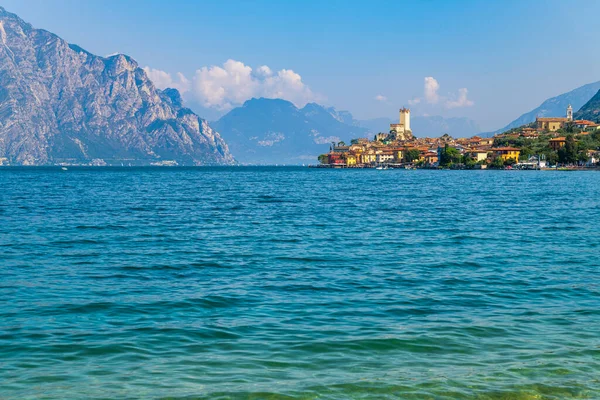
[316,106,600,170]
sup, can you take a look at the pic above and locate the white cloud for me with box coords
[446,88,474,109]
[145,60,318,111]
[143,67,191,94]
[408,77,474,109]
[424,77,440,104]
[256,65,273,77]
[374,94,387,102]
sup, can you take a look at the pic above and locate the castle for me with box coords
[389,108,413,140]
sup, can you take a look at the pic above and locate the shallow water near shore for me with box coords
[1,167,599,399]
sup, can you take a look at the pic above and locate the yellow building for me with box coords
[536,117,568,132]
[345,153,358,166]
[361,151,376,164]
[492,147,521,162]
[392,148,404,161]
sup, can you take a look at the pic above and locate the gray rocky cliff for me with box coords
[0,7,234,165]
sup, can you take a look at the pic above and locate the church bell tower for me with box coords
[567,104,573,121]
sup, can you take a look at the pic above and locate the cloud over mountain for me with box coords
[144,60,318,111]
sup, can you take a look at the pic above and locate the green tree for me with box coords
[440,145,461,167]
[519,147,533,160]
[546,151,559,165]
[558,135,577,164]
[463,154,476,168]
[504,157,517,166]
[491,157,505,169]
[404,149,420,163]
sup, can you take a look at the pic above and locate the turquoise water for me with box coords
[1,167,600,399]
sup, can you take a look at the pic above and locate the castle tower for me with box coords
[567,104,573,121]
[400,108,411,132]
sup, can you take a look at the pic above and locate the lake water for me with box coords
[1,167,599,399]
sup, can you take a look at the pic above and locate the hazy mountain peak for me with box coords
[213,100,367,164]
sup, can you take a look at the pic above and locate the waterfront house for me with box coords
[376,151,395,163]
[492,147,521,162]
[327,152,344,165]
[345,153,358,167]
[470,149,489,162]
[423,152,439,165]
[361,151,377,165]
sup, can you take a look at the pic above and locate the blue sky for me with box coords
[3,0,599,130]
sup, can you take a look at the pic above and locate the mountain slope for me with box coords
[212,98,368,164]
[0,7,233,165]
[490,81,600,135]
[574,89,600,122]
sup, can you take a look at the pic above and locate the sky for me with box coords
[2,0,600,130]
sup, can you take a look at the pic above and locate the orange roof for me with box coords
[492,147,520,151]
[549,137,566,141]
[574,120,596,125]
[537,117,568,122]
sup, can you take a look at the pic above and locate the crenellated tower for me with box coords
[400,108,411,133]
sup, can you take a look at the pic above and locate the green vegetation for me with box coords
[404,149,421,163]
[439,145,461,167]
[494,129,600,165]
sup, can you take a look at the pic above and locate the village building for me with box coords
[469,150,490,162]
[548,137,567,151]
[376,150,395,163]
[492,147,521,162]
[423,152,439,165]
[480,137,494,147]
[535,105,573,132]
[345,153,358,166]
[389,108,414,141]
[574,120,597,130]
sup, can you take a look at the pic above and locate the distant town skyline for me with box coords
[3,0,599,131]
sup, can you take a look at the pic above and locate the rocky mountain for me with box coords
[487,81,600,136]
[0,7,233,165]
[574,89,600,122]
[358,116,481,138]
[212,98,368,164]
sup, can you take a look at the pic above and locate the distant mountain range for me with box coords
[484,81,600,136]
[574,89,600,122]
[212,98,367,164]
[212,98,482,164]
[0,7,233,165]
